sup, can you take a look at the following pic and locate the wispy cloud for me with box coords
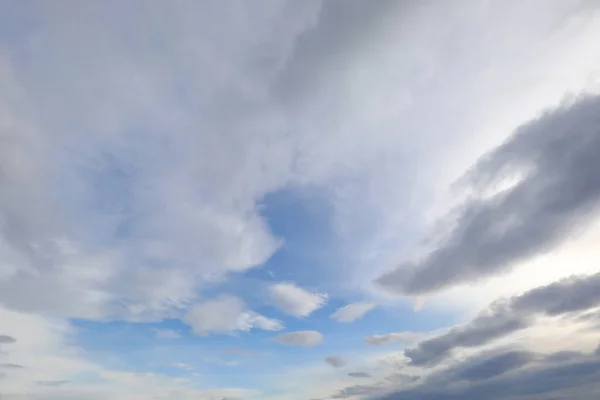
[269,283,327,318]
[330,302,375,323]
[364,332,425,346]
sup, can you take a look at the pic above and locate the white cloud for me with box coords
[273,331,324,347]
[183,295,283,336]
[0,0,324,322]
[365,332,426,346]
[1,1,600,399]
[0,307,263,400]
[269,283,327,318]
[330,302,376,323]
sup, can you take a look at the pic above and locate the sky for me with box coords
[1,1,600,399]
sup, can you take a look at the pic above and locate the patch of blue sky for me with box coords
[71,298,456,386]
[69,170,455,390]
[252,185,338,285]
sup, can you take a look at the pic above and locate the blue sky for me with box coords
[1,1,600,400]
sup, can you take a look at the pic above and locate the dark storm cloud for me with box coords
[405,272,600,366]
[377,95,600,296]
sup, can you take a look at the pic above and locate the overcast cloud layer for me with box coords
[1,1,600,399]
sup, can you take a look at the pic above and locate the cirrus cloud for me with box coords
[330,302,376,323]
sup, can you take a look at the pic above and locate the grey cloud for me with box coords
[0,335,16,344]
[36,380,70,387]
[377,95,600,296]
[274,0,411,102]
[272,330,324,347]
[325,356,347,368]
[0,363,24,369]
[348,372,371,378]
[365,332,423,346]
[405,271,600,366]
[384,374,420,385]
[443,350,536,382]
[545,351,584,363]
[331,374,420,399]
[375,350,600,400]
[331,384,384,399]
[511,273,600,316]
[405,313,527,366]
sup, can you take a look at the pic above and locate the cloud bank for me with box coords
[378,95,600,296]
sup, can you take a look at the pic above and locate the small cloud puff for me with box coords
[269,283,327,318]
[325,356,347,368]
[330,302,376,323]
[273,331,324,347]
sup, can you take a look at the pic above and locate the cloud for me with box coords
[442,350,537,382]
[348,372,371,378]
[0,306,265,400]
[330,344,600,400]
[330,302,376,322]
[373,348,600,400]
[0,363,24,369]
[404,272,600,366]
[273,331,324,347]
[0,0,324,322]
[365,332,424,346]
[510,272,600,316]
[1,1,600,399]
[0,335,16,344]
[332,384,385,399]
[222,348,255,356]
[154,329,181,339]
[377,95,600,296]
[269,283,327,318]
[183,295,283,336]
[36,380,70,387]
[325,356,347,368]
